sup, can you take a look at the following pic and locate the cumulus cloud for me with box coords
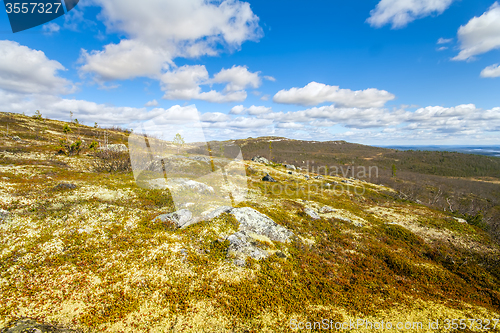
[212,65,261,92]
[480,63,500,78]
[160,65,270,103]
[452,2,500,61]
[80,40,173,81]
[230,105,246,115]
[0,40,73,95]
[367,0,454,29]
[273,82,395,108]
[80,0,262,81]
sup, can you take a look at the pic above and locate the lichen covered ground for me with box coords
[0,114,499,332]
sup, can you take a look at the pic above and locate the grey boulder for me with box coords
[231,207,294,243]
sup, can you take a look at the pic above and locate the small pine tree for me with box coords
[173,133,185,154]
[33,110,42,120]
[392,164,397,178]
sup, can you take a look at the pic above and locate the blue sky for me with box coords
[0,0,500,144]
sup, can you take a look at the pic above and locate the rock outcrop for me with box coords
[285,164,296,171]
[100,144,128,152]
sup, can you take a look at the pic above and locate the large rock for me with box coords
[230,207,293,243]
[251,156,270,164]
[0,318,79,332]
[284,164,296,171]
[0,209,10,223]
[225,207,294,266]
[227,231,269,266]
[153,209,194,229]
[262,174,277,182]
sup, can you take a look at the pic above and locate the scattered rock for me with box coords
[453,217,467,224]
[313,175,324,180]
[341,180,353,185]
[353,222,364,227]
[11,136,22,142]
[303,175,310,180]
[251,156,270,164]
[318,205,335,214]
[304,208,321,220]
[262,174,277,182]
[284,164,296,171]
[0,209,10,223]
[297,167,302,171]
[53,183,77,190]
[288,171,293,175]
[230,207,294,243]
[100,144,128,152]
[0,318,79,333]
[153,209,194,229]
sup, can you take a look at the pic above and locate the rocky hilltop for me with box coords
[0,112,499,332]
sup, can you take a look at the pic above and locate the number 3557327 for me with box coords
[5,3,62,14]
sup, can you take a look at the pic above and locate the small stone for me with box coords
[153,209,193,229]
[318,205,335,214]
[251,156,270,164]
[304,208,321,220]
[53,183,77,190]
[0,209,10,223]
[262,174,277,182]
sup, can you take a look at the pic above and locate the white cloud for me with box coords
[212,65,261,92]
[0,40,73,95]
[437,37,453,44]
[264,76,276,82]
[273,81,395,108]
[437,46,448,51]
[80,40,172,81]
[145,99,159,107]
[81,0,262,81]
[452,2,500,61]
[480,63,500,78]
[367,0,454,29]
[230,105,246,115]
